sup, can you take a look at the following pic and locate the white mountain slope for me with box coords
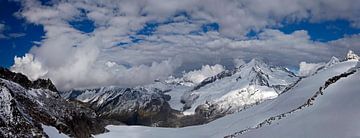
[95,59,359,138]
[140,81,192,111]
[180,58,298,115]
[63,58,298,119]
[240,66,360,138]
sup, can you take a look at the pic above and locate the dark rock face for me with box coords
[65,87,181,127]
[0,68,107,138]
[193,70,237,91]
[0,68,58,92]
[64,87,236,128]
[0,85,47,138]
[249,67,270,86]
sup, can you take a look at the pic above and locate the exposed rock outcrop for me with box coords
[0,68,107,138]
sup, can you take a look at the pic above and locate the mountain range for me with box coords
[1,51,359,138]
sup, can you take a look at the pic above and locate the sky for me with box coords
[0,0,360,90]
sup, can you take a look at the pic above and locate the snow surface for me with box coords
[95,60,358,138]
[42,124,69,138]
[298,62,325,76]
[181,58,298,114]
[131,80,193,112]
[298,56,341,77]
[64,58,297,115]
[241,67,360,138]
[346,50,360,61]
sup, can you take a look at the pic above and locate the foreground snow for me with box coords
[241,67,360,138]
[41,125,69,138]
[96,60,359,138]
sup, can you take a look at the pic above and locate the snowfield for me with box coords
[63,58,298,121]
[241,66,360,138]
[96,60,359,138]
[41,124,69,138]
[180,58,298,114]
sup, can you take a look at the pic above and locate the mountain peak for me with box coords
[0,67,58,92]
[325,56,340,67]
[248,58,266,65]
[346,50,359,61]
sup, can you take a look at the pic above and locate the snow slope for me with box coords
[181,58,298,114]
[42,124,69,138]
[61,58,298,128]
[95,60,359,138]
[63,58,297,120]
[240,66,360,138]
[141,81,191,111]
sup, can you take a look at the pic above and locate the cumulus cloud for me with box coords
[10,0,360,90]
[11,54,47,80]
[233,58,246,68]
[12,53,181,90]
[12,28,360,90]
[183,64,225,84]
[18,0,360,38]
[298,62,325,77]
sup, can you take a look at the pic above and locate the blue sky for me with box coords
[1,1,360,68]
[2,0,360,89]
[0,0,44,68]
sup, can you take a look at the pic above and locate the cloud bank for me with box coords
[298,62,325,77]
[10,0,360,90]
[183,64,225,84]
[11,54,47,80]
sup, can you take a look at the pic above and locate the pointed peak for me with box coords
[346,50,359,61]
[245,58,269,70]
[326,56,340,67]
[330,56,340,61]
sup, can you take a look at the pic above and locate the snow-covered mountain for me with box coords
[346,50,360,61]
[62,58,298,127]
[0,68,106,138]
[95,52,360,138]
[62,86,179,127]
[2,51,359,138]
[180,58,298,116]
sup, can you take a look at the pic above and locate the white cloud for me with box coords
[105,61,117,68]
[18,0,360,37]
[12,27,360,90]
[11,54,48,80]
[183,64,225,84]
[298,62,325,77]
[233,58,246,68]
[10,0,360,90]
